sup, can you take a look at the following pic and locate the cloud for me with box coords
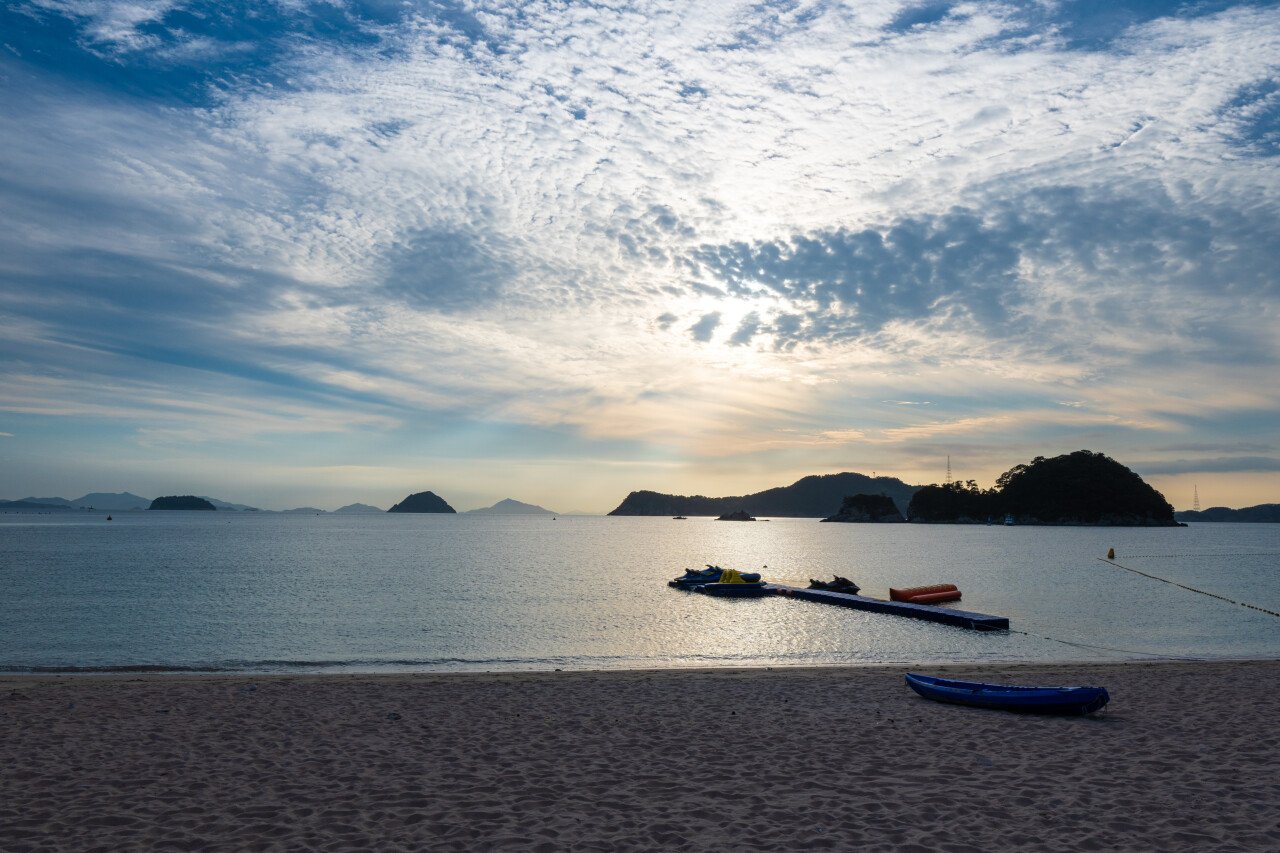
[727,312,762,346]
[1136,456,1280,475]
[688,312,722,342]
[1220,78,1280,157]
[685,184,1280,364]
[381,229,517,313]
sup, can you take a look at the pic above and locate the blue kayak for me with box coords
[905,673,1110,715]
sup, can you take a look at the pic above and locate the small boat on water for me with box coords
[669,565,767,595]
[905,673,1110,715]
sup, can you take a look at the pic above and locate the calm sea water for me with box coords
[1,513,1277,673]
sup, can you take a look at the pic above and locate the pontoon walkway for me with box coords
[767,584,1010,631]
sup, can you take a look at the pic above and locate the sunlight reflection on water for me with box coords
[1,514,1276,672]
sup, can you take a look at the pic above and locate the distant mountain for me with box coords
[72,492,151,511]
[150,495,216,511]
[13,493,151,510]
[608,473,919,517]
[334,503,383,514]
[1175,504,1280,523]
[464,498,557,515]
[199,497,261,512]
[387,491,456,513]
[1,499,76,511]
[281,507,326,514]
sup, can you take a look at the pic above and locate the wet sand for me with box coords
[2,660,1278,851]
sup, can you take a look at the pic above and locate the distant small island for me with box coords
[149,495,216,511]
[464,498,557,515]
[717,510,756,521]
[334,503,383,514]
[821,494,905,523]
[906,450,1179,526]
[1175,504,1280,523]
[387,491,456,513]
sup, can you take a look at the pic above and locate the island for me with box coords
[334,503,384,514]
[608,473,917,517]
[907,450,1179,526]
[821,493,905,523]
[0,499,77,512]
[148,495,217,511]
[464,498,557,515]
[387,491,456,513]
[716,510,756,521]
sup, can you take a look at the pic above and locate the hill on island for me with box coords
[149,496,217,511]
[0,499,77,511]
[387,491,456,513]
[907,450,1178,526]
[199,497,260,511]
[334,503,383,514]
[1175,504,1280,523]
[608,473,918,517]
[464,498,557,515]
[74,492,151,510]
[10,492,151,510]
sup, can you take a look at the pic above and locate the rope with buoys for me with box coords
[1097,556,1280,619]
[1105,552,1280,560]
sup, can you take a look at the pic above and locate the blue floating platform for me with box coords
[770,585,1009,631]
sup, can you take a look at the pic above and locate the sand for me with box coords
[2,660,1278,851]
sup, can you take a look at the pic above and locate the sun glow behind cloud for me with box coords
[1,0,1278,509]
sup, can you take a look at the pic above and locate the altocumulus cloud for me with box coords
[685,184,1280,360]
[0,0,1278,499]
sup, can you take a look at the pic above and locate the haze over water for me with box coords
[3,514,1276,674]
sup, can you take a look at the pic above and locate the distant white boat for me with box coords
[1004,514,1015,526]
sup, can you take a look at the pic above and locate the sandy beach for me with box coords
[2,660,1278,851]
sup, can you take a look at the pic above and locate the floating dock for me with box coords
[768,585,1010,631]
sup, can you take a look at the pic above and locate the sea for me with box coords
[1,513,1277,674]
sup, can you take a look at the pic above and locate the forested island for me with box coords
[905,450,1178,526]
[608,473,917,517]
[821,494,905,523]
[148,496,217,511]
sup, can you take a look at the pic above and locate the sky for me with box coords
[1,0,1278,512]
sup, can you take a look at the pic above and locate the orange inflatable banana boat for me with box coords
[889,583,961,604]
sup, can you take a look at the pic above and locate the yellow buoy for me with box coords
[1107,547,1115,560]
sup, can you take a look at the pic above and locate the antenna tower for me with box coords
[1193,484,1200,512]
[946,455,952,483]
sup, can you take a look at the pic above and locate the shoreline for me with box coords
[3,649,1276,681]
[4,659,1278,850]
[4,653,1280,682]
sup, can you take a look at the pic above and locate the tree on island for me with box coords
[904,480,991,523]
[821,493,905,523]
[906,451,1177,526]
